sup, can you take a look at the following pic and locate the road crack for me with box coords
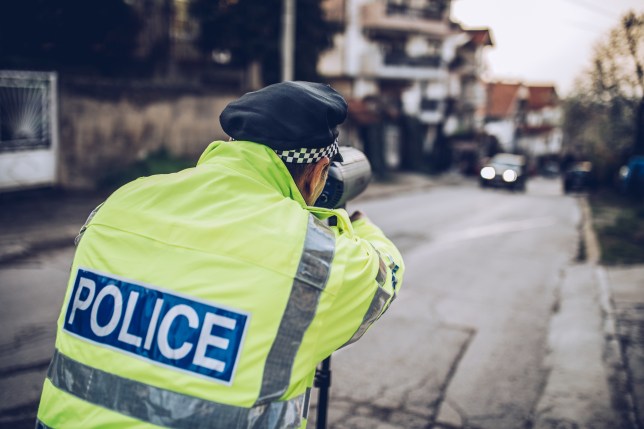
[428,324,476,424]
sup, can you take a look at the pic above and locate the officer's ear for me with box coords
[303,157,330,205]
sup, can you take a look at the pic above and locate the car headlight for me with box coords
[502,169,518,182]
[480,166,495,180]
[619,166,630,180]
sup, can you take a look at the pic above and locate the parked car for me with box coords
[479,153,527,191]
[563,161,594,193]
[541,160,560,177]
[619,156,644,197]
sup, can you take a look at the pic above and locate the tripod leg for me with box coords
[315,356,332,429]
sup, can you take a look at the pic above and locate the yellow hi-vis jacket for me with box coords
[37,140,404,429]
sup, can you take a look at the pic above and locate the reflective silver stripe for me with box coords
[343,286,392,347]
[343,250,394,347]
[74,203,103,246]
[256,215,335,404]
[47,350,305,429]
[375,252,388,287]
[303,388,312,420]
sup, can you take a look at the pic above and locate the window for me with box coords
[386,0,448,20]
[0,81,50,152]
[381,38,442,67]
[421,98,440,111]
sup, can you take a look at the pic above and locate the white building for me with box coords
[484,81,562,167]
[319,0,493,171]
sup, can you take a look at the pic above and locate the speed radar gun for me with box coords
[313,146,372,429]
[314,146,372,209]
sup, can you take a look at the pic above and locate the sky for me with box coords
[450,0,644,96]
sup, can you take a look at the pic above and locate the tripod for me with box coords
[314,356,332,429]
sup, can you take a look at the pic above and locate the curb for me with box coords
[0,226,78,265]
[533,197,632,428]
[578,197,600,265]
[355,181,435,203]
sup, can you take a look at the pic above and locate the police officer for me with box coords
[36,81,404,429]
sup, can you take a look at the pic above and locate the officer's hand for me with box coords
[350,211,366,222]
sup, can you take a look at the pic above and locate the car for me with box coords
[619,156,644,197]
[563,161,594,193]
[479,153,527,191]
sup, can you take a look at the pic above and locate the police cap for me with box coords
[220,81,348,164]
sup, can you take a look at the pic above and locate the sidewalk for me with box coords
[532,198,644,428]
[604,265,644,428]
[0,189,107,264]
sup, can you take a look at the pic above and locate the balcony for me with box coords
[419,110,443,124]
[361,0,451,37]
[386,2,445,20]
[419,98,444,124]
[360,48,447,80]
[384,52,441,67]
[460,86,484,108]
[421,98,441,111]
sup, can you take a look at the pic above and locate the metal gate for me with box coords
[0,71,58,191]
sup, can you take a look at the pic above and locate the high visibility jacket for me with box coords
[37,140,404,429]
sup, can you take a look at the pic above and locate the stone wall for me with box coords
[57,85,237,189]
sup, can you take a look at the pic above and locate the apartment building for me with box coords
[444,27,493,174]
[445,28,493,137]
[319,0,493,172]
[521,85,562,161]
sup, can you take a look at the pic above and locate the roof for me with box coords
[527,85,558,109]
[486,82,523,118]
[465,28,494,47]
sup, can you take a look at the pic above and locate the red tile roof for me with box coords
[527,85,558,109]
[465,28,494,47]
[486,82,523,118]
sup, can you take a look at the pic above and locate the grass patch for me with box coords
[99,148,194,190]
[589,191,644,265]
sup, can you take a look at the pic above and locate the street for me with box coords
[0,246,73,428]
[0,177,623,428]
[309,177,623,428]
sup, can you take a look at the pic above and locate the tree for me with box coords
[190,0,333,85]
[585,11,643,155]
[621,12,644,156]
[564,10,644,185]
[0,0,141,73]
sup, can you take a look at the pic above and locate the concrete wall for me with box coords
[57,88,236,189]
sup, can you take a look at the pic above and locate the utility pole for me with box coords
[281,0,296,81]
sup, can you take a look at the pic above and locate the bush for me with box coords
[99,148,194,190]
[590,191,644,265]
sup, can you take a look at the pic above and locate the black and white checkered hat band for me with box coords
[275,140,339,164]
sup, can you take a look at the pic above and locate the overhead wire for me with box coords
[560,0,621,20]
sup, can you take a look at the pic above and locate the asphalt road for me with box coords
[308,177,583,429]
[0,246,73,428]
[0,177,600,429]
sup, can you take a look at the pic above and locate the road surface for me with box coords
[0,177,617,428]
[308,177,586,428]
